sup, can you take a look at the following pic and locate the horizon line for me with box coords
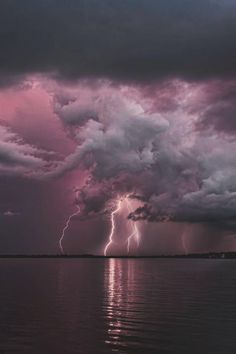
[0,252,234,259]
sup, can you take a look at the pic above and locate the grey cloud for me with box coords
[48,83,236,224]
[0,125,50,176]
[194,81,236,134]
[49,94,169,179]
[130,135,236,223]
[1,0,236,85]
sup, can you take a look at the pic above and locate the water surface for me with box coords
[0,259,235,353]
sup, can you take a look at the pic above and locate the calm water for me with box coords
[0,259,236,354]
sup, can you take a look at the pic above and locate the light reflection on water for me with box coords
[0,259,236,353]
[104,259,136,348]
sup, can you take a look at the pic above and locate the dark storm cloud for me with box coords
[1,0,236,85]
[46,85,236,224]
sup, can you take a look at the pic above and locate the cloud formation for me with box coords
[1,1,236,253]
[0,125,49,176]
[1,77,235,226]
[46,80,236,224]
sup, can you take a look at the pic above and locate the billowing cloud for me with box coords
[43,80,236,224]
[1,1,236,254]
[0,124,50,176]
[0,74,236,254]
[49,92,169,179]
[1,77,235,226]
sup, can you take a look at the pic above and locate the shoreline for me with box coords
[0,252,234,259]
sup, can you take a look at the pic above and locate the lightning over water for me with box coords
[59,191,80,254]
[125,196,141,254]
[104,197,122,256]
[103,195,141,256]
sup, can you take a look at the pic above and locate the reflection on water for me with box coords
[0,259,236,353]
[104,259,159,352]
[104,259,137,349]
[105,259,123,344]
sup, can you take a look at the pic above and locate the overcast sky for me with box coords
[0,0,236,255]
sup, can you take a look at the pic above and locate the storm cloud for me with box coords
[1,1,236,253]
[0,125,49,176]
[47,81,236,224]
[1,0,236,85]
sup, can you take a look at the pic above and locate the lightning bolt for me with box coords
[125,197,140,254]
[104,197,122,256]
[104,194,141,256]
[59,191,80,254]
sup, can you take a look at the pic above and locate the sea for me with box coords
[0,258,235,354]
